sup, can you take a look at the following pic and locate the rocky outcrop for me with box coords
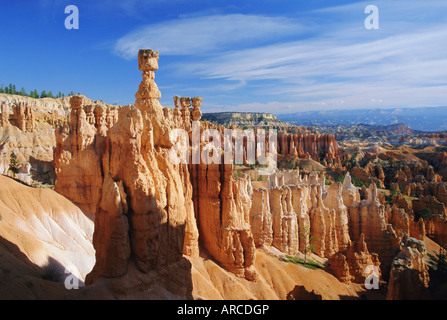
[87,173,130,279]
[387,237,430,300]
[0,101,9,126]
[287,285,322,300]
[249,188,273,247]
[409,218,426,241]
[7,102,35,132]
[328,252,354,284]
[0,93,121,128]
[201,112,291,128]
[389,205,410,240]
[309,184,338,257]
[290,185,311,254]
[328,234,381,284]
[251,171,353,260]
[324,182,351,252]
[391,194,425,240]
[425,215,447,248]
[53,95,103,217]
[86,50,200,284]
[341,172,360,208]
[392,194,413,215]
[348,184,400,278]
[192,161,256,280]
[344,234,381,283]
[277,132,339,161]
[269,186,299,255]
[413,195,446,218]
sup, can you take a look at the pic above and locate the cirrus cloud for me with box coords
[114,14,308,59]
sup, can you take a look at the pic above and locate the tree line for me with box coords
[0,83,77,99]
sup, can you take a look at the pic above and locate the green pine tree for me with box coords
[300,226,317,264]
[8,152,20,177]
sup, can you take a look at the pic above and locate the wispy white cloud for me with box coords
[114,14,308,59]
[114,0,447,112]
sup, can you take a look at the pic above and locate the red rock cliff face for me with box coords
[249,188,273,248]
[324,183,351,253]
[269,186,299,255]
[191,161,257,280]
[277,132,339,161]
[387,238,430,300]
[53,96,103,217]
[9,102,35,132]
[328,234,381,284]
[250,171,352,260]
[348,184,400,278]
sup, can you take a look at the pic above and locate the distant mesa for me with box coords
[202,112,292,128]
[277,107,447,132]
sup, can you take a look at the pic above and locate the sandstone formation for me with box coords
[351,163,385,189]
[309,183,337,257]
[0,101,9,126]
[324,182,351,252]
[342,172,360,207]
[191,162,256,280]
[269,186,299,255]
[277,131,339,161]
[387,237,430,300]
[10,102,35,132]
[348,183,400,277]
[249,188,273,247]
[287,285,322,300]
[0,175,94,282]
[0,93,120,128]
[250,170,352,260]
[328,234,381,284]
[62,50,350,287]
[86,50,200,285]
[413,195,446,217]
[53,95,104,217]
[425,215,447,248]
[201,112,292,128]
[0,112,55,184]
[0,101,35,132]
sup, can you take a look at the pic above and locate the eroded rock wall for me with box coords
[387,238,430,300]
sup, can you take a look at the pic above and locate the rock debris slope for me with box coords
[0,175,94,282]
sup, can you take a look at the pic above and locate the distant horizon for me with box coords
[202,105,447,116]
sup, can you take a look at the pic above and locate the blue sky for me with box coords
[1,0,447,114]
